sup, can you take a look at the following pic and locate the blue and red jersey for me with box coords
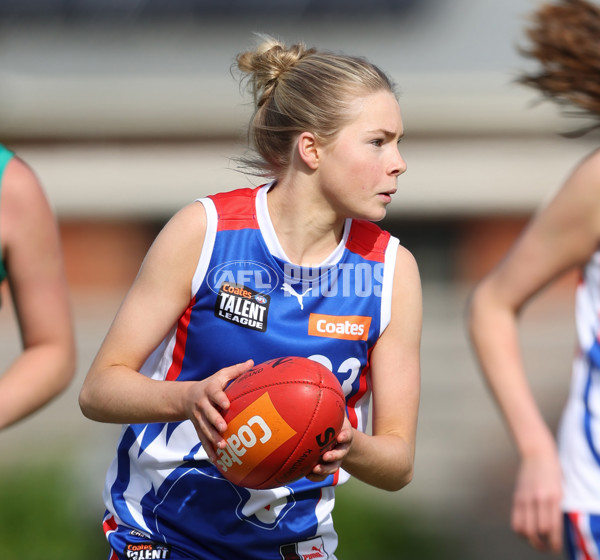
[102,184,400,559]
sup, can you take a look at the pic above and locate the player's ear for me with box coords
[297,132,320,170]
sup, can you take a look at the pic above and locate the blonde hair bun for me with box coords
[235,36,396,178]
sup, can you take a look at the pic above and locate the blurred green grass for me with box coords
[334,484,458,560]
[0,461,453,559]
[0,462,107,559]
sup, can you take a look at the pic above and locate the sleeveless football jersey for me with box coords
[559,250,600,513]
[102,184,400,559]
[0,145,14,284]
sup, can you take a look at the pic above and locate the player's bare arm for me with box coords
[80,201,249,434]
[469,150,600,447]
[468,150,600,553]
[0,157,75,428]
[341,246,421,491]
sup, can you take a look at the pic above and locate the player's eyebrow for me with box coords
[369,128,404,140]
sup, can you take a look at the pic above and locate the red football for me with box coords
[212,356,346,489]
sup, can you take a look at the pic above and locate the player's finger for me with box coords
[305,472,329,483]
[308,461,339,479]
[219,359,254,385]
[198,399,228,435]
[511,496,531,544]
[211,360,254,410]
[525,500,549,551]
[191,417,223,462]
[320,440,351,464]
[528,493,562,552]
[545,500,563,552]
[522,505,545,550]
[336,419,353,444]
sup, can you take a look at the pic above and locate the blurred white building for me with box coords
[0,0,594,222]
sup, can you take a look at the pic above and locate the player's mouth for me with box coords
[377,188,396,203]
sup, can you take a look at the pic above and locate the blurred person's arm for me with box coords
[467,149,600,553]
[0,156,76,429]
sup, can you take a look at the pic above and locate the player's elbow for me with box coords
[78,382,98,420]
[466,283,484,335]
[466,281,497,343]
[366,435,416,491]
[386,464,414,492]
[368,452,414,492]
[78,370,107,421]
[41,341,77,396]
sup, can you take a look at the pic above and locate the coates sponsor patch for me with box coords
[308,313,371,341]
[124,541,171,559]
[214,281,270,332]
[215,392,297,478]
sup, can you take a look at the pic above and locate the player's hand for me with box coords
[306,416,353,482]
[511,445,563,554]
[184,359,254,463]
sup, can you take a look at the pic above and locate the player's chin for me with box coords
[353,206,387,223]
[367,202,389,222]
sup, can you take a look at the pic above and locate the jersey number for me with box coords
[307,355,361,396]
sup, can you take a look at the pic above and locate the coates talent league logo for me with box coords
[209,261,277,332]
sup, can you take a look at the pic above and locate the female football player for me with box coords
[468,1,600,556]
[80,37,421,559]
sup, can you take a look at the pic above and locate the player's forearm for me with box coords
[0,342,75,429]
[468,284,554,457]
[342,430,414,491]
[79,365,193,425]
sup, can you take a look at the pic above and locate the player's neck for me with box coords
[266,181,344,267]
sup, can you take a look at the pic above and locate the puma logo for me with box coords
[281,283,311,310]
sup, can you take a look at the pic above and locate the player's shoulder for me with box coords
[160,200,207,245]
[394,243,420,285]
[138,200,208,289]
[548,148,600,219]
[580,147,600,167]
[2,156,45,202]
[1,155,54,235]
[567,148,600,190]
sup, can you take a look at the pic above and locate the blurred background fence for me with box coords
[0,1,592,558]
